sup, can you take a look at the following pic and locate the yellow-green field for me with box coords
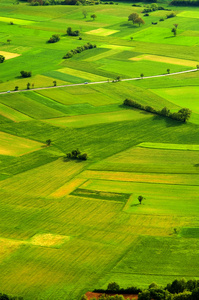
[0,132,43,156]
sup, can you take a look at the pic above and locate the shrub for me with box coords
[20,70,31,78]
[47,34,60,43]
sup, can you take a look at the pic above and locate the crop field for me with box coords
[1,1,199,299]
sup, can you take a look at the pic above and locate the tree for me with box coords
[53,80,57,86]
[67,27,72,35]
[134,17,145,27]
[138,195,144,204]
[47,34,60,43]
[82,9,88,18]
[171,27,177,36]
[167,68,170,74]
[107,282,120,292]
[14,86,19,91]
[91,14,97,21]
[7,39,11,44]
[128,12,139,24]
[130,36,133,41]
[20,70,31,78]
[192,288,199,300]
[196,64,199,70]
[173,23,178,28]
[116,76,121,81]
[0,55,5,63]
[46,139,52,146]
[140,73,144,79]
[27,82,30,89]
[178,108,192,122]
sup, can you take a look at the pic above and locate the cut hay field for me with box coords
[1,1,199,300]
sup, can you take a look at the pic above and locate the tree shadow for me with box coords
[120,22,138,28]
[131,203,139,207]
[152,115,184,127]
[164,36,175,39]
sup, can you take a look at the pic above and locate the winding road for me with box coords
[0,68,198,95]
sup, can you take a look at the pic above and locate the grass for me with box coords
[0,2,199,299]
[151,86,199,114]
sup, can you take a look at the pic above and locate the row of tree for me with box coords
[123,99,192,123]
[170,0,199,5]
[82,279,199,300]
[63,42,96,59]
[26,0,111,5]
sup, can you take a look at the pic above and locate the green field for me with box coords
[0,1,199,299]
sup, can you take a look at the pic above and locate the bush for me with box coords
[20,70,31,78]
[63,43,96,59]
[47,34,60,43]
[0,55,5,63]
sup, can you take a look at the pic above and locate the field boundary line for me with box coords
[0,69,198,95]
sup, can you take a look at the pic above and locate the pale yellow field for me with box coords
[30,233,70,247]
[0,75,67,92]
[0,238,22,263]
[0,51,21,60]
[0,131,43,156]
[130,54,198,67]
[50,178,86,198]
[86,28,119,36]
[57,67,106,81]
[80,170,199,185]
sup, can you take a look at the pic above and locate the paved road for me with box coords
[0,68,198,95]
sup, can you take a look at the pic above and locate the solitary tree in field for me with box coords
[171,27,177,36]
[82,9,88,18]
[27,82,30,89]
[32,83,34,89]
[134,17,145,27]
[53,80,57,86]
[91,14,97,21]
[140,73,144,79]
[46,139,52,146]
[7,39,11,44]
[130,36,133,41]
[0,55,5,63]
[196,64,199,70]
[128,12,139,24]
[14,86,19,91]
[167,68,170,74]
[116,75,121,81]
[138,195,144,204]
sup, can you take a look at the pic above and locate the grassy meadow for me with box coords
[0,0,199,299]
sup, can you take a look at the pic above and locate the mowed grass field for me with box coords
[0,1,199,300]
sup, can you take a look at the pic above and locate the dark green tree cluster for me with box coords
[0,55,5,63]
[171,0,199,5]
[27,0,106,5]
[66,27,80,36]
[20,70,31,78]
[63,43,96,59]
[123,99,192,123]
[0,292,23,300]
[128,12,145,26]
[65,149,88,161]
[86,279,199,300]
[47,34,60,43]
